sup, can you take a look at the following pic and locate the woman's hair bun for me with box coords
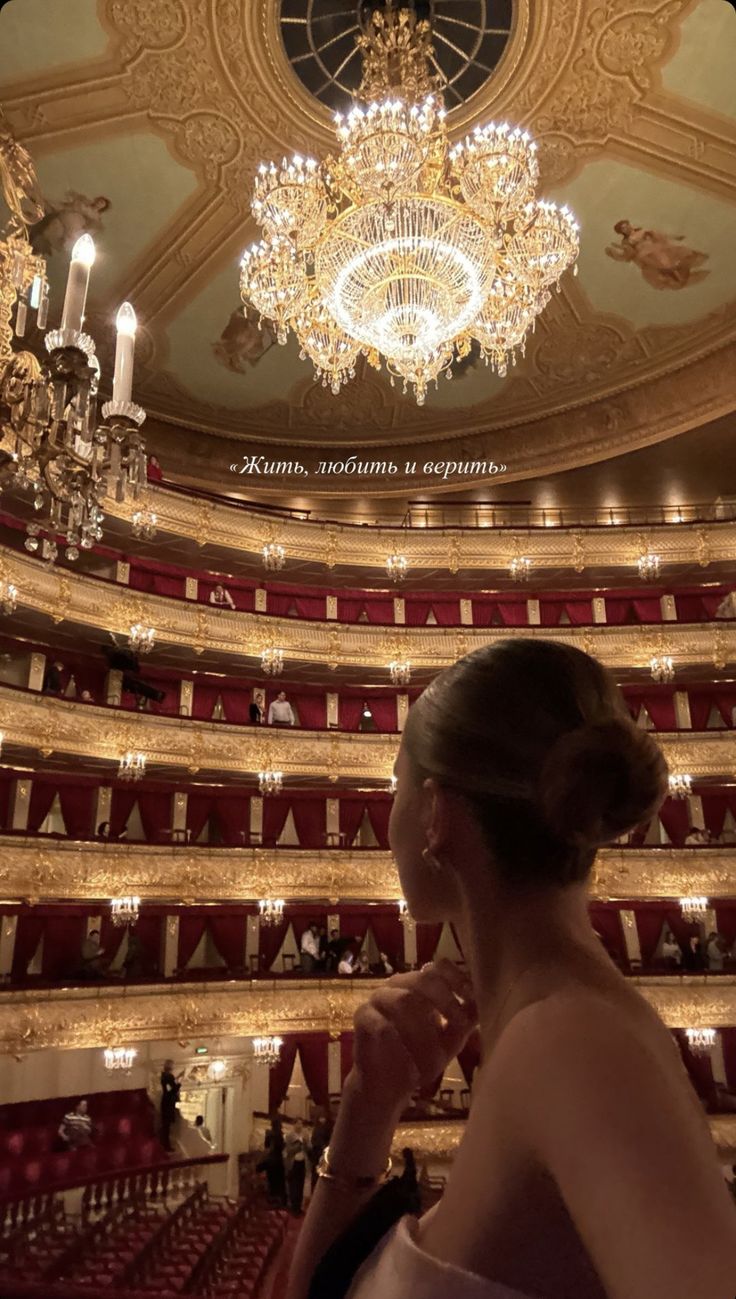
[539,719,668,849]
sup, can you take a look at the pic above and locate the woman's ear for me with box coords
[422,777,453,854]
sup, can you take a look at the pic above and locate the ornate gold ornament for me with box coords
[241,6,578,404]
[0,113,147,561]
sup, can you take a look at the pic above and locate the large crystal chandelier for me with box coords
[0,112,147,562]
[241,5,579,406]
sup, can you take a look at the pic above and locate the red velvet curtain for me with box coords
[292,799,326,848]
[336,594,393,624]
[674,593,711,623]
[192,684,221,721]
[339,799,367,846]
[658,799,690,845]
[714,903,736,948]
[137,791,173,843]
[262,798,292,846]
[58,786,96,840]
[177,912,208,969]
[267,591,326,619]
[99,912,130,967]
[471,599,503,627]
[221,688,253,725]
[589,906,625,963]
[259,916,290,972]
[269,1038,299,1113]
[338,697,367,731]
[366,801,391,847]
[701,794,735,840]
[633,907,666,965]
[290,693,327,729]
[186,793,216,842]
[110,788,139,839]
[626,690,677,730]
[42,914,86,979]
[11,913,45,979]
[209,914,247,970]
[368,696,399,732]
[366,909,403,965]
[540,597,593,626]
[298,1034,330,1107]
[722,1028,736,1091]
[405,598,460,626]
[216,793,250,846]
[68,659,107,699]
[498,600,528,626]
[131,912,162,975]
[28,782,58,833]
[416,923,443,965]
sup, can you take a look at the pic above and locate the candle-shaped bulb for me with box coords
[71,233,96,267]
[61,234,96,332]
[112,301,137,405]
[116,301,137,337]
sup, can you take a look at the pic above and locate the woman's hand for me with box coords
[350,959,477,1110]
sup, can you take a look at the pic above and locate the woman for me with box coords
[160,1059,182,1153]
[261,1116,286,1207]
[288,641,736,1299]
[285,1118,308,1215]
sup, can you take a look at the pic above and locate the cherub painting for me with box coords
[212,306,276,372]
[605,220,709,290]
[30,190,111,256]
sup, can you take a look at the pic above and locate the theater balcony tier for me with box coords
[1,549,734,677]
[1,977,734,1057]
[106,489,736,577]
[0,689,733,783]
[394,1117,736,1163]
[2,839,736,904]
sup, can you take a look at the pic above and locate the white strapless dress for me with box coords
[347,1215,541,1299]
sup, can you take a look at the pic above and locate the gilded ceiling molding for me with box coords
[0,977,732,1057]
[0,688,731,784]
[2,839,736,906]
[396,1117,736,1163]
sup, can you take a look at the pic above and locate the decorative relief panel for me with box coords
[2,839,735,905]
[0,977,732,1056]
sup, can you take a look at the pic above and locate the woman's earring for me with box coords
[422,846,443,873]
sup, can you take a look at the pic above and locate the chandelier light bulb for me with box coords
[71,233,96,268]
[389,774,398,794]
[115,301,137,336]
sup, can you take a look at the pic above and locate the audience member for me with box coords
[685,825,708,845]
[309,1116,332,1192]
[300,923,321,974]
[58,1099,93,1149]
[160,1058,183,1153]
[43,659,65,694]
[317,926,328,966]
[338,947,356,976]
[284,1118,307,1215]
[123,929,143,979]
[706,931,726,972]
[260,1116,286,1206]
[357,950,371,975]
[146,454,163,481]
[209,582,235,609]
[378,951,394,976]
[193,1114,214,1148]
[97,820,111,840]
[80,928,106,979]
[325,927,342,972]
[249,697,263,724]
[268,690,295,726]
[661,931,682,969]
[683,934,706,972]
[79,689,93,702]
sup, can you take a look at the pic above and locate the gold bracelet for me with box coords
[315,1145,392,1190]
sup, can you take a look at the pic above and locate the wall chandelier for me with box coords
[258,898,285,925]
[258,769,283,796]
[668,773,692,800]
[119,751,146,782]
[252,1036,283,1067]
[131,507,157,540]
[104,1046,137,1072]
[679,896,708,923]
[509,556,531,581]
[128,623,156,654]
[262,542,286,572]
[637,552,660,581]
[389,657,411,685]
[0,576,17,615]
[240,5,579,405]
[386,552,408,581]
[649,655,674,684]
[684,1027,716,1056]
[261,647,284,676]
[0,114,146,563]
[110,896,141,927]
